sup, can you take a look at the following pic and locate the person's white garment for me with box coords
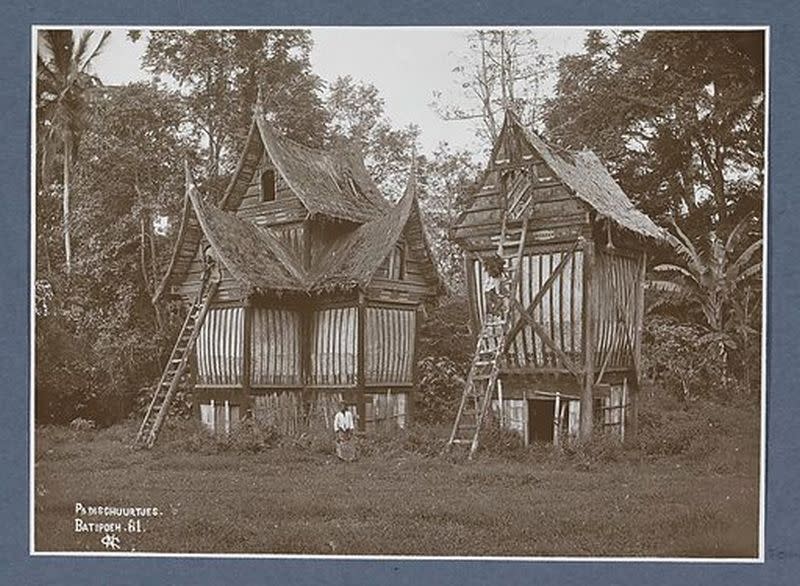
[334,410,354,432]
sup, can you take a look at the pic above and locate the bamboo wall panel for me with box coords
[250,308,302,386]
[593,252,640,370]
[364,307,415,384]
[195,307,244,385]
[470,249,583,368]
[309,307,358,386]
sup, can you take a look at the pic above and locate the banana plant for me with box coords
[648,214,762,388]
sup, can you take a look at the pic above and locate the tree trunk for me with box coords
[62,134,72,273]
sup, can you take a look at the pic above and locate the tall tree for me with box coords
[137,29,328,186]
[432,29,554,149]
[545,30,765,232]
[37,29,110,273]
[35,82,194,424]
[325,75,420,200]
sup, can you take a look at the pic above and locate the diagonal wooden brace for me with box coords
[503,238,582,349]
[509,298,582,381]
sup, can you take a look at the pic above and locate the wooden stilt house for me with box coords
[449,111,665,453]
[134,105,442,447]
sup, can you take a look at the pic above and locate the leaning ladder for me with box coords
[133,264,220,449]
[447,215,529,459]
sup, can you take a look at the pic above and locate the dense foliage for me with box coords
[34,29,764,426]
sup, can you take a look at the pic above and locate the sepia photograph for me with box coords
[31,26,766,558]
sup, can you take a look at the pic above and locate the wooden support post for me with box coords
[356,291,367,432]
[300,301,312,389]
[553,391,561,447]
[497,379,504,429]
[224,399,231,435]
[580,238,595,442]
[409,306,422,426]
[630,251,646,442]
[242,299,252,413]
[464,252,480,338]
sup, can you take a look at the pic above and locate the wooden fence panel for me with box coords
[365,307,415,384]
[196,307,243,385]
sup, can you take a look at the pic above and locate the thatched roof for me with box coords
[311,172,442,292]
[509,112,664,240]
[188,180,308,294]
[156,165,441,300]
[219,105,389,223]
[510,112,665,241]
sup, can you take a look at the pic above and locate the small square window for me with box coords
[260,169,276,202]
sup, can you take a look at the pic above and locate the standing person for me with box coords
[333,402,356,461]
[334,401,354,440]
[483,253,508,324]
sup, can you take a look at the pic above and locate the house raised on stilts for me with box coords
[134,104,442,447]
[448,111,665,455]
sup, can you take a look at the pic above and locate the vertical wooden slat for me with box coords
[581,239,595,441]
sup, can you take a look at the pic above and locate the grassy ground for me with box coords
[34,402,760,557]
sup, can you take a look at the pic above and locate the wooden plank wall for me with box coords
[364,391,408,431]
[470,249,584,368]
[235,155,307,225]
[364,306,415,385]
[593,251,640,370]
[250,308,302,386]
[175,238,244,303]
[453,181,588,249]
[309,306,358,386]
[195,307,244,385]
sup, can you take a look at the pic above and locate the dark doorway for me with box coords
[528,399,555,443]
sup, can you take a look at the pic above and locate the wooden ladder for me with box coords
[133,264,220,449]
[447,215,529,459]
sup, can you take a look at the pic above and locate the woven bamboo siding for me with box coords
[251,308,302,386]
[593,252,640,369]
[195,307,244,385]
[471,250,584,368]
[310,307,358,386]
[365,307,415,384]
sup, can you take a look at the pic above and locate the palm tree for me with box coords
[37,29,110,273]
[648,215,762,388]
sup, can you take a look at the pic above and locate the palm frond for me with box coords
[79,31,111,74]
[735,262,763,285]
[725,212,755,253]
[668,218,705,276]
[729,239,763,280]
[652,263,698,283]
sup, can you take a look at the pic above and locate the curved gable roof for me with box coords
[311,172,443,294]
[510,113,665,241]
[219,104,390,223]
[156,165,443,300]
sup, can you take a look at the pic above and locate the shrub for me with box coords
[415,356,464,424]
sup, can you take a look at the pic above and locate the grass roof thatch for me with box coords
[159,166,442,299]
[510,112,666,241]
[256,112,390,224]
